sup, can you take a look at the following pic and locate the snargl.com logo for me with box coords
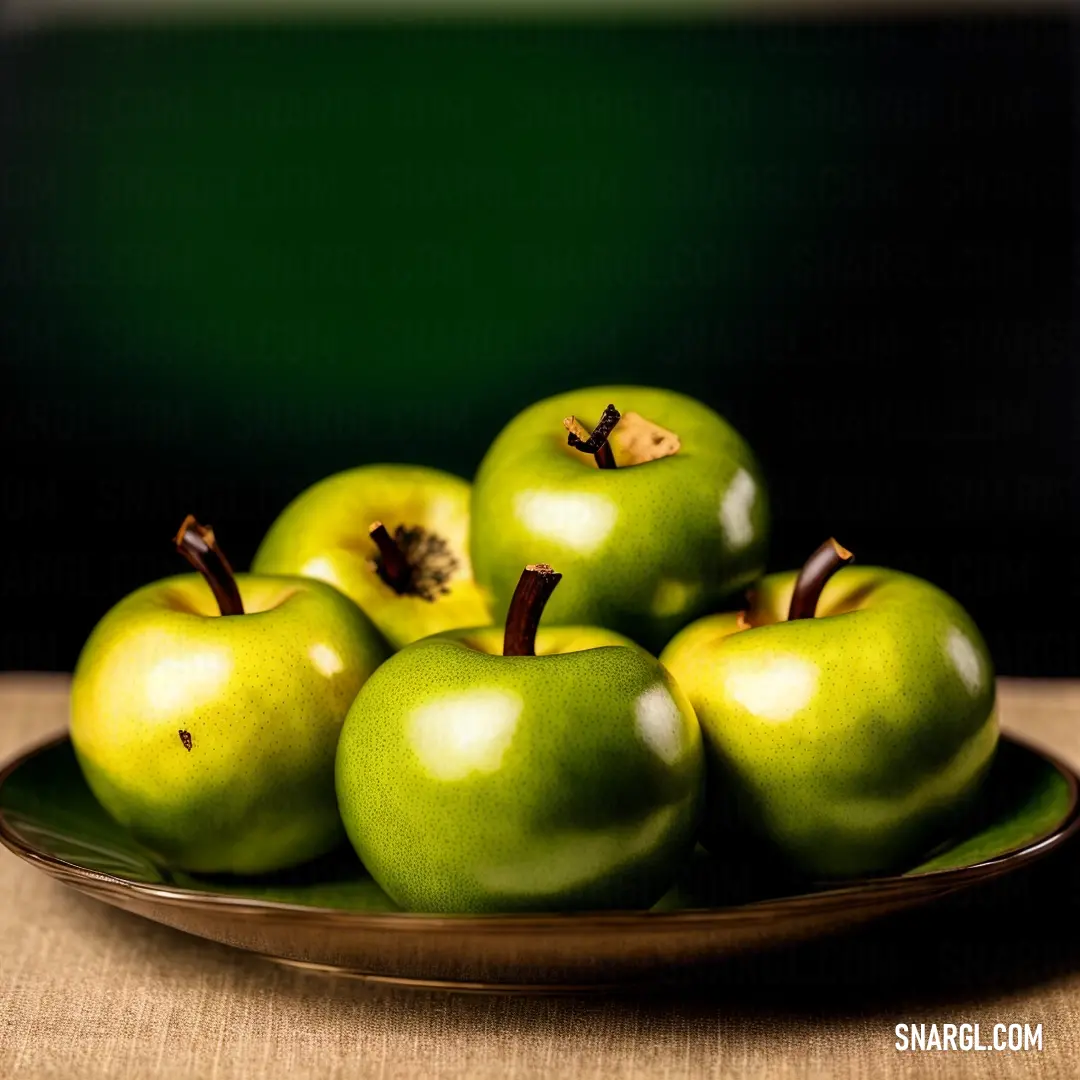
[895,1023,1043,1052]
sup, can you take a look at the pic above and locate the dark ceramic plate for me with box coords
[0,734,1076,991]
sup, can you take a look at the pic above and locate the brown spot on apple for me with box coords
[368,523,460,602]
[179,730,193,752]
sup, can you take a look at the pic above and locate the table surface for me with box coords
[3,673,1080,1079]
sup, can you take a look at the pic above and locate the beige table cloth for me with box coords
[2,672,1080,1079]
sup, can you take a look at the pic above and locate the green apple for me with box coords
[660,539,999,879]
[71,516,389,875]
[336,564,704,913]
[253,464,490,650]
[470,386,769,652]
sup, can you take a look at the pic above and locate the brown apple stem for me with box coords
[174,515,245,616]
[368,521,413,592]
[563,404,621,469]
[787,538,855,621]
[503,564,563,657]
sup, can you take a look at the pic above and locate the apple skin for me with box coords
[470,386,768,652]
[335,629,704,913]
[445,623,643,657]
[71,573,389,874]
[252,464,490,651]
[659,566,998,879]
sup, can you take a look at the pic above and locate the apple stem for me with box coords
[503,564,563,656]
[563,404,621,469]
[368,521,413,592]
[787,538,855,621]
[174,515,245,616]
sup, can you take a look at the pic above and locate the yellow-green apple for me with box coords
[253,464,490,650]
[336,564,704,913]
[70,516,388,874]
[470,386,768,651]
[660,539,999,878]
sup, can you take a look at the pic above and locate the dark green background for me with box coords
[1,15,1075,673]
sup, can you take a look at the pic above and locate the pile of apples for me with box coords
[70,386,998,913]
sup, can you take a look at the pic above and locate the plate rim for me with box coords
[1,730,1077,931]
